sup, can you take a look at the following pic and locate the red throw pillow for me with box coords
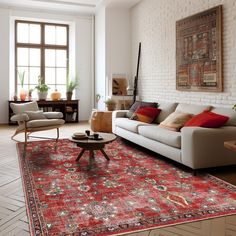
[184,110,229,128]
[130,107,161,123]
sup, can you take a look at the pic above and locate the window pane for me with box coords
[56,26,67,45]
[56,85,66,98]
[17,23,29,43]
[17,67,29,85]
[45,68,55,84]
[45,49,55,67]
[29,67,40,84]
[56,68,67,84]
[29,24,40,44]
[45,25,55,44]
[29,49,40,66]
[17,48,28,66]
[56,50,67,67]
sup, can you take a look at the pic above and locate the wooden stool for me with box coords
[90,111,112,133]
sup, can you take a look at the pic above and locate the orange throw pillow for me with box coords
[130,107,161,123]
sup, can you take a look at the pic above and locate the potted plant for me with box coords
[18,70,27,101]
[28,88,34,101]
[66,75,79,100]
[35,76,50,100]
[104,98,116,111]
[233,104,236,111]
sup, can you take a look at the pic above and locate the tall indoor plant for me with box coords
[35,76,50,100]
[66,75,79,100]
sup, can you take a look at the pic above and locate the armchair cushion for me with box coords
[26,119,65,128]
[43,112,63,119]
[10,101,39,114]
[25,111,46,120]
[11,113,29,122]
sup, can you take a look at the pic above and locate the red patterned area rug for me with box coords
[17,139,236,236]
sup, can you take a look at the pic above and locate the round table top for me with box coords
[69,132,117,145]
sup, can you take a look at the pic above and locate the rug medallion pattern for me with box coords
[17,139,236,235]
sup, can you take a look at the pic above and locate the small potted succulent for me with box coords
[66,75,79,100]
[35,76,50,100]
[104,98,116,111]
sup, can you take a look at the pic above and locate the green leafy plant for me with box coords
[28,88,34,96]
[17,70,25,88]
[66,75,79,93]
[35,76,50,92]
[233,104,236,111]
[104,98,116,105]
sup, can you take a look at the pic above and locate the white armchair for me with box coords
[10,101,65,143]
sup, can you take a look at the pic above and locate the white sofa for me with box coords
[112,102,236,170]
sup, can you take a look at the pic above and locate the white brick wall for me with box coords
[131,0,236,107]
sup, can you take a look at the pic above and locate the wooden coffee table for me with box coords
[70,133,117,168]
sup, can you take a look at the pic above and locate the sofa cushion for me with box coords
[211,107,236,126]
[184,111,229,128]
[175,103,211,115]
[126,101,158,118]
[159,111,193,131]
[138,125,181,148]
[115,118,152,133]
[155,101,178,123]
[130,107,161,123]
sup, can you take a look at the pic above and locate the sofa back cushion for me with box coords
[211,107,236,126]
[155,101,178,123]
[126,101,158,118]
[175,103,211,115]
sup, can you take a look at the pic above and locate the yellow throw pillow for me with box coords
[159,111,193,131]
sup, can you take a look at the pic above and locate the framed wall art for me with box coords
[176,5,223,92]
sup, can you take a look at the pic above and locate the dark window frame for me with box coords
[15,20,69,94]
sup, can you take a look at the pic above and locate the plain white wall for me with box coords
[0,9,10,124]
[95,6,132,110]
[131,0,236,108]
[106,7,131,94]
[95,5,106,110]
[0,8,93,123]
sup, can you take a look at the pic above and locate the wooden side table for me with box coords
[224,140,236,152]
[90,111,112,133]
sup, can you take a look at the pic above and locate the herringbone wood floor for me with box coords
[0,123,236,236]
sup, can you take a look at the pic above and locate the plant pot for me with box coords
[38,91,48,100]
[20,89,27,101]
[66,92,73,100]
[106,104,116,111]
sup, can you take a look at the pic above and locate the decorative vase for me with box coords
[20,89,27,101]
[38,91,48,100]
[51,90,61,101]
[66,92,73,100]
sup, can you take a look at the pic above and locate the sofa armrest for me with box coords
[11,113,29,122]
[181,126,236,169]
[43,112,63,119]
[112,110,128,133]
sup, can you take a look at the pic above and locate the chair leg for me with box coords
[54,128,60,151]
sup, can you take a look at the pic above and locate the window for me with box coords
[15,20,69,97]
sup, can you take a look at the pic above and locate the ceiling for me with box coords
[0,0,142,14]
